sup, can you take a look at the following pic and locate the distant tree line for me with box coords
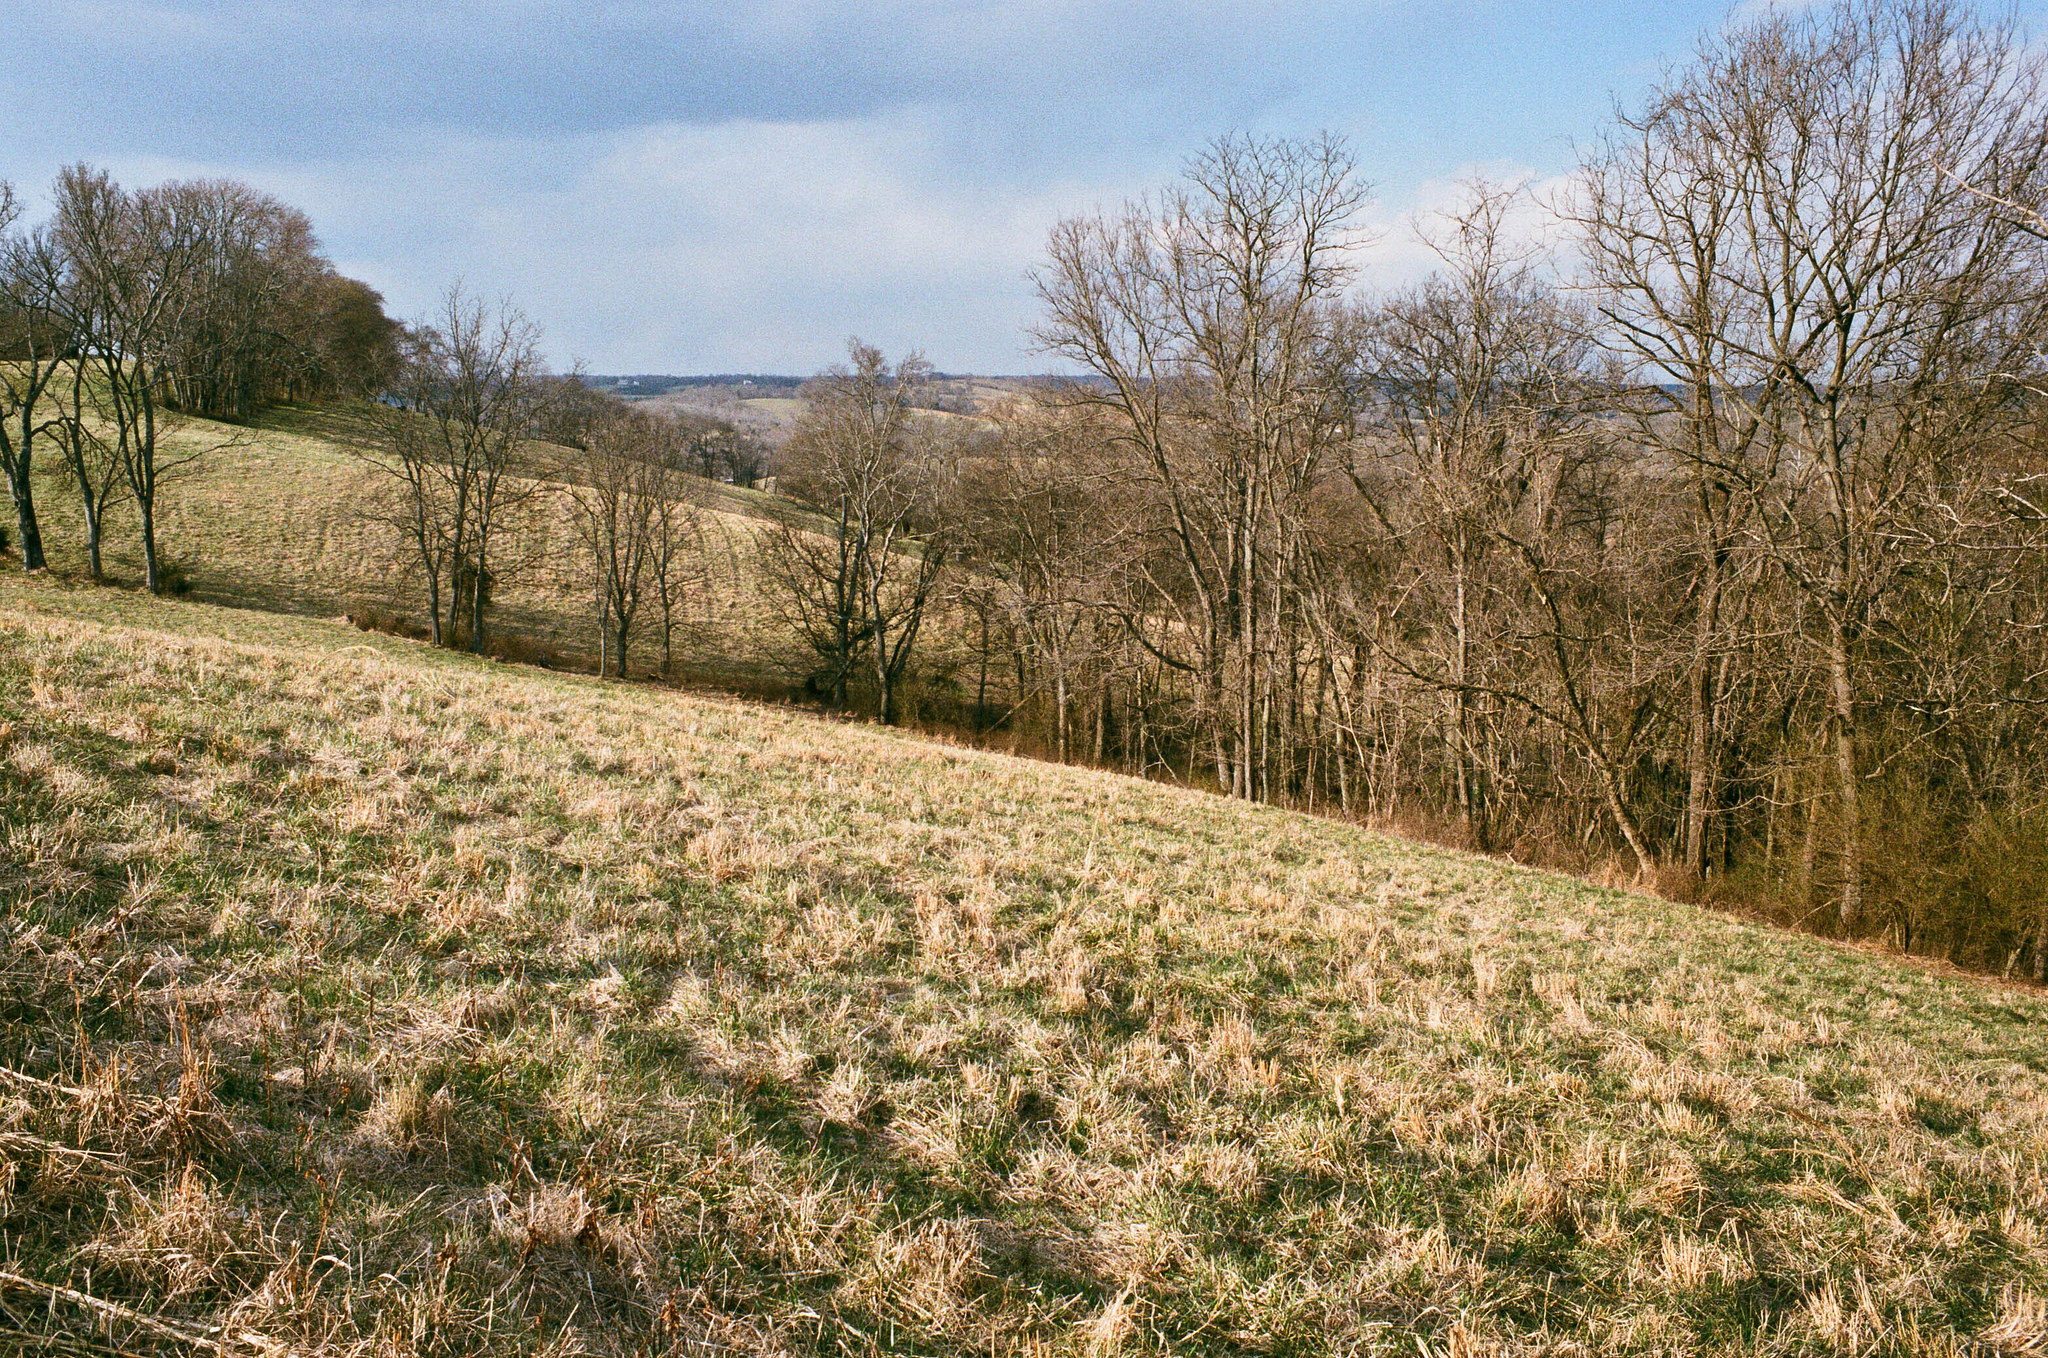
[591,374,804,396]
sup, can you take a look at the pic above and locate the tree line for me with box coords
[771,0,2048,976]
[0,168,758,659]
[0,166,403,589]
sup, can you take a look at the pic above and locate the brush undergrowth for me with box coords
[2,573,2047,1356]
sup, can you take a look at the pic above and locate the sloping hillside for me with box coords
[2,573,2047,1355]
[19,403,826,692]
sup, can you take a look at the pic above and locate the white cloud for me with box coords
[4,1,1781,373]
[84,114,1137,372]
[55,132,1606,373]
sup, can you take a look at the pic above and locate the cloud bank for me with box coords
[9,0,2024,371]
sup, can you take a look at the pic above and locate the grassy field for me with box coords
[18,403,845,693]
[3,572,2048,1355]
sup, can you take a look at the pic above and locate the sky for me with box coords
[5,1,2046,374]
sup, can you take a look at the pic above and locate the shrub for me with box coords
[158,560,195,596]
[347,606,432,642]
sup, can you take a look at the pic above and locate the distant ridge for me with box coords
[583,373,1070,393]
[582,374,806,396]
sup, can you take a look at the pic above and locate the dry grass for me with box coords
[21,402,835,692]
[3,572,2048,1354]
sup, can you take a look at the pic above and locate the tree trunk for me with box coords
[1682,562,1724,879]
[469,550,489,655]
[2032,896,2048,984]
[140,496,162,595]
[1133,692,1148,777]
[1054,665,1069,762]
[1826,615,1863,932]
[1451,535,1477,842]
[446,562,464,650]
[1093,683,1108,766]
[1600,765,1657,882]
[874,641,891,724]
[975,609,990,730]
[872,581,893,726]
[9,462,45,571]
[83,501,104,581]
[424,558,444,648]
[1797,784,1822,912]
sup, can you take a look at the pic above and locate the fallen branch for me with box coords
[0,1130,121,1166]
[0,1065,94,1101]
[0,1268,236,1352]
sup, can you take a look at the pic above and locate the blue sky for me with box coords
[5,1,2043,372]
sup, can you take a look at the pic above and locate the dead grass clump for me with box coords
[362,1076,454,1145]
[443,982,524,1036]
[494,1183,659,1281]
[776,888,898,970]
[424,883,511,939]
[1486,1161,1572,1235]
[1798,1273,1894,1352]
[46,1038,235,1172]
[79,1162,268,1302]
[1650,1230,1751,1293]
[1051,944,1111,1018]
[349,1072,488,1172]
[912,886,1000,965]
[686,822,770,882]
[1981,1283,2048,1352]
[841,1218,994,1346]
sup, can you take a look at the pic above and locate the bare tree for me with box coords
[1034,132,1369,799]
[765,340,953,724]
[963,401,1127,761]
[0,183,68,571]
[568,408,665,678]
[1573,59,1775,884]
[1359,185,1541,846]
[153,180,328,420]
[308,275,402,400]
[361,287,555,651]
[1357,183,1666,873]
[676,416,768,486]
[759,507,868,708]
[53,356,126,581]
[644,414,709,677]
[0,207,130,581]
[52,166,223,595]
[1581,0,2048,925]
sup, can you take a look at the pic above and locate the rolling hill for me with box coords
[3,571,2047,1354]
[14,401,950,698]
